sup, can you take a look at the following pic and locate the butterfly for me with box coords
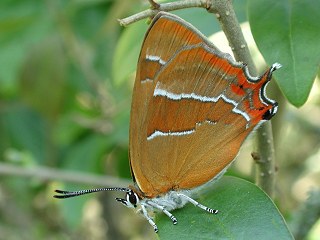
[54,12,281,233]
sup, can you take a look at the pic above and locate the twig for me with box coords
[0,162,130,187]
[251,124,276,197]
[207,0,256,73]
[119,0,211,26]
[148,0,160,9]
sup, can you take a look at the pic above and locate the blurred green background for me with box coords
[0,0,319,239]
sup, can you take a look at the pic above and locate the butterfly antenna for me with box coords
[53,187,129,199]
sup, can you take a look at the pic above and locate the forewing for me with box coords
[129,12,206,196]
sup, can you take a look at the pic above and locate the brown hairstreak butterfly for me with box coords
[54,12,281,233]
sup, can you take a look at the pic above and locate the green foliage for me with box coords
[248,0,320,107]
[0,0,132,238]
[0,0,319,239]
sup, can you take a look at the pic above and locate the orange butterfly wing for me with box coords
[129,12,278,198]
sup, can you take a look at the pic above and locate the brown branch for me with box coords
[118,0,211,26]
[0,162,130,187]
[252,124,276,197]
[207,0,256,72]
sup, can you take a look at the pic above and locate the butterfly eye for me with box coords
[126,190,139,207]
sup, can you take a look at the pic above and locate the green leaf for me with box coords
[248,0,320,107]
[112,20,147,86]
[157,176,293,240]
[62,134,109,173]
[0,0,52,96]
[1,105,46,163]
[19,36,67,119]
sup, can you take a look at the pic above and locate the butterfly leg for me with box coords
[146,200,178,225]
[177,193,218,214]
[140,204,159,232]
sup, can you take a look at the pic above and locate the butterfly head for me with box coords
[116,189,140,208]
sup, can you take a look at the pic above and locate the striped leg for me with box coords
[141,204,159,233]
[177,193,218,214]
[146,201,178,224]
